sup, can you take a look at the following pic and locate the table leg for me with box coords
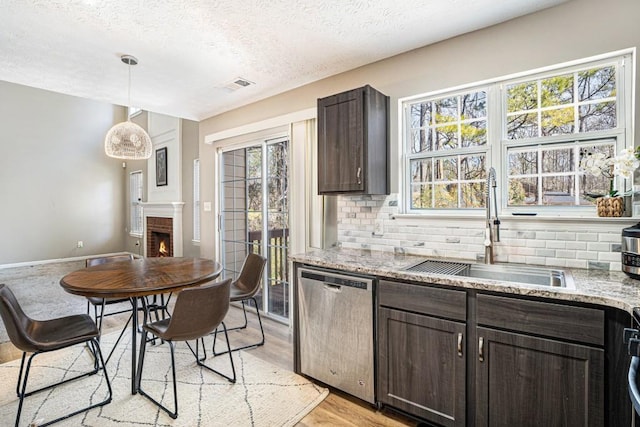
[130,297,138,395]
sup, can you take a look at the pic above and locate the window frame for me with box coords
[404,87,492,213]
[400,50,634,218]
[129,170,144,237]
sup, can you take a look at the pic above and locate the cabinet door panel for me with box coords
[476,327,604,427]
[318,89,363,193]
[378,307,466,427]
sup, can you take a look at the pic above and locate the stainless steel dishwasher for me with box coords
[298,267,375,403]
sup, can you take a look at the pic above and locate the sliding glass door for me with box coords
[219,136,290,322]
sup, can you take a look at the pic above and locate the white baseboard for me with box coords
[0,252,138,270]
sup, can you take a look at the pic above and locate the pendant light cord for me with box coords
[127,60,132,120]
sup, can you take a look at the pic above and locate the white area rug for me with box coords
[0,331,328,426]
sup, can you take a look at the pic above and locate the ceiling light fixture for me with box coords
[104,55,152,160]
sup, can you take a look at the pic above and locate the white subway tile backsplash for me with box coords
[599,233,622,243]
[525,256,546,266]
[587,242,610,252]
[547,241,566,249]
[545,258,567,267]
[536,231,557,240]
[507,255,527,264]
[556,250,577,259]
[577,233,598,242]
[535,249,556,257]
[556,232,576,241]
[516,231,536,239]
[565,259,588,269]
[566,241,587,250]
[598,252,621,262]
[576,251,599,261]
[335,194,627,271]
[502,238,527,247]
[526,240,546,248]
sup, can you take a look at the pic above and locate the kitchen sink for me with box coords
[405,260,573,288]
[458,263,573,288]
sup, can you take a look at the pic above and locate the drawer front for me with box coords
[378,280,466,321]
[477,294,604,346]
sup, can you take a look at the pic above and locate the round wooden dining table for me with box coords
[60,257,222,394]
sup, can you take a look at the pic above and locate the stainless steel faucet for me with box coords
[484,167,500,264]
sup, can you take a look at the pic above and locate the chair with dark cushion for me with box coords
[0,284,112,427]
[212,252,267,355]
[85,253,135,330]
[136,278,236,419]
[85,254,136,363]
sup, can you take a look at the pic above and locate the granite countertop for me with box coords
[290,247,640,314]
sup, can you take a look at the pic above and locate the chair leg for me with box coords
[212,297,265,356]
[14,338,112,427]
[227,300,250,332]
[15,352,26,398]
[104,312,133,365]
[15,352,35,427]
[137,335,179,419]
[188,337,207,362]
[196,323,236,384]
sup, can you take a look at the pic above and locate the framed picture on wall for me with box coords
[156,147,167,186]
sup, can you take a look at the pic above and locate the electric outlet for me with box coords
[77,240,83,248]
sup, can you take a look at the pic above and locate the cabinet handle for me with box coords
[479,337,484,362]
[356,167,362,185]
[457,332,463,357]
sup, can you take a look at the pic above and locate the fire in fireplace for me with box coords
[146,216,173,257]
[152,232,171,257]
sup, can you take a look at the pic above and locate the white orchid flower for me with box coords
[614,148,640,179]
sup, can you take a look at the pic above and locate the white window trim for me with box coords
[129,170,144,237]
[399,48,635,219]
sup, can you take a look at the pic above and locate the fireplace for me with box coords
[146,217,173,257]
[141,202,184,257]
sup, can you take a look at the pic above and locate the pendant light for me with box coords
[104,55,152,160]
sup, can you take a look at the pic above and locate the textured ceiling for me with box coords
[1,0,566,121]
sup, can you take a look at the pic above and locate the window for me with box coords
[129,171,143,236]
[504,65,620,207]
[193,159,200,242]
[407,90,488,209]
[402,51,632,215]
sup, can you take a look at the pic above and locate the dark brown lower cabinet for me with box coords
[378,307,466,426]
[476,326,605,427]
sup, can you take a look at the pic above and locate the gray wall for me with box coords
[198,0,640,259]
[0,81,126,264]
[181,119,200,257]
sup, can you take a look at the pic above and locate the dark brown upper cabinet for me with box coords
[317,85,389,195]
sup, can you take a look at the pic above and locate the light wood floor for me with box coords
[0,301,417,426]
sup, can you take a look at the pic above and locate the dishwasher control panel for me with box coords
[300,270,369,289]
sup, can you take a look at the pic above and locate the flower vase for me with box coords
[596,196,624,217]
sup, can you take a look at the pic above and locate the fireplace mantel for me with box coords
[141,202,184,257]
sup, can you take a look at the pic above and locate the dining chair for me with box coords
[212,252,267,356]
[0,284,112,427]
[85,254,136,363]
[85,253,135,332]
[136,278,236,419]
